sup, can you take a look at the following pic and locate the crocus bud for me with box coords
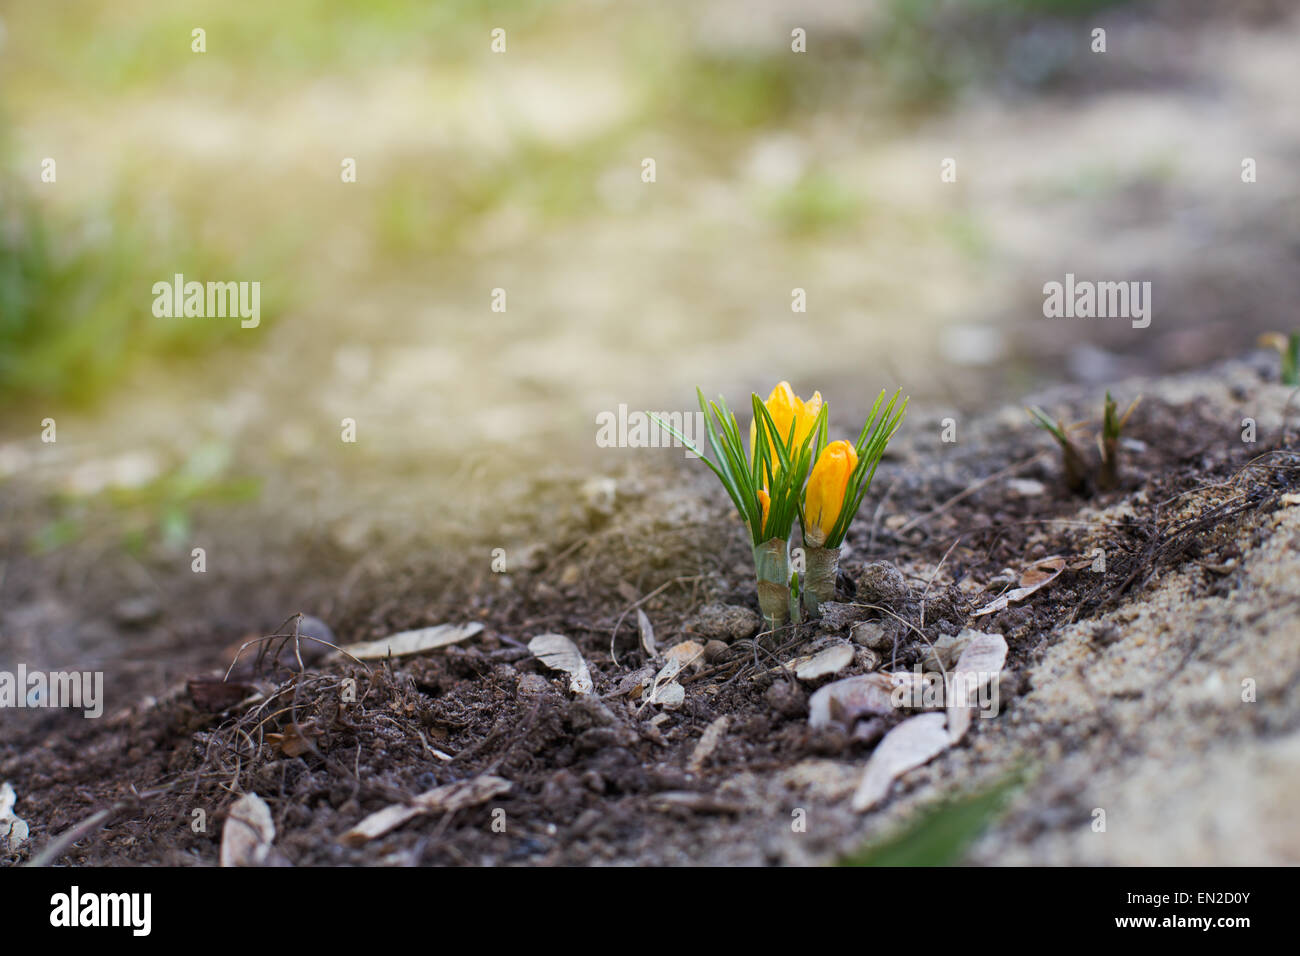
[749,382,823,480]
[805,440,857,547]
[756,488,771,531]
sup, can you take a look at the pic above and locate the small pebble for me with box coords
[764,679,806,718]
[850,620,894,651]
[855,561,909,607]
[689,603,762,643]
[517,673,553,697]
[703,639,730,663]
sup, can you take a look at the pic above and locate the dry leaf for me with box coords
[339,775,511,846]
[642,641,703,710]
[0,782,29,848]
[688,716,729,772]
[972,556,1066,617]
[795,643,854,682]
[654,641,704,686]
[923,626,1001,674]
[341,622,483,660]
[637,609,658,658]
[921,630,972,672]
[266,719,323,758]
[611,664,658,699]
[808,672,925,729]
[528,633,593,694]
[648,681,685,709]
[649,791,745,814]
[1006,478,1046,497]
[605,660,655,697]
[220,792,276,866]
[1019,562,1062,589]
[945,631,1008,743]
[851,713,951,812]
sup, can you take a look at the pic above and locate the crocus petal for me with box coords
[766,382,798,449]
[795,391,823,447]
[806,440,858,545]
[750,382,821,480]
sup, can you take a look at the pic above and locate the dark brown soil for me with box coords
[3,356,1298,866]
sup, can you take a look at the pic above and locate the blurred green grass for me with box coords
[0,181,288,406]
[838,771,1025,866]
[1,0,1139,407]
[7,0,554,95]
[31,440,261,555]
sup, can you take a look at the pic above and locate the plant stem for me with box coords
[803,545,840,615]
[1097,436,1120,491]
[753,537,790,629]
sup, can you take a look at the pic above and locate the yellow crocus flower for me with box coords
[749,382,823,479]
[805,440,857,547]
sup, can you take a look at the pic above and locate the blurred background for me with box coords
[1,0,1298,573]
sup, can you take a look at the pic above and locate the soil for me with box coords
[4,353,1299,866]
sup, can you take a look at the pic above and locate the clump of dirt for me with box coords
[3,356,1300,866]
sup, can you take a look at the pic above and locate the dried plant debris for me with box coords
[790,642,855,682]
[688,716,730,773]
[339,775,512,847]
[852,713,952,812]
[0,782,30,850]
[657,641,705,682]
[649,791,746,814]
[972,556,1065,617]
[637,609,659,658]
[845,633,1008,811]
[644,681,686,712]
[646,680,686,709]
[265,719,323,758]
[641,641,704,710]
[808,672,915,729]
[528,633,594,694]
[921,629,974,673]
[341,622,483,660]
[945,631,1008,744]
[610,664,658,699]
[220,792,278,867]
